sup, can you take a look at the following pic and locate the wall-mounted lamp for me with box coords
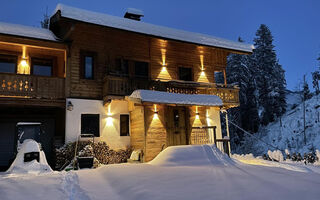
[20,58,28,67]
[67,101,73,111]
[195,106,200,119]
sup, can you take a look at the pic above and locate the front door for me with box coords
[167,106,188,146]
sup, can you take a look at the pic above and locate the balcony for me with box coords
[103,75,239,107]
[0,73,65,106]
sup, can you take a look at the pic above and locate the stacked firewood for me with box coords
[54,141,132,170]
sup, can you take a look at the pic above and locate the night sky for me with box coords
[1,0,319,90]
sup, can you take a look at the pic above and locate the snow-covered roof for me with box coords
[53,4,253,53]
[0,21,59,42]
[128,90,223,106]
[126,8,144,16]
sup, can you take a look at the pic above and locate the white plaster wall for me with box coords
[65,98,130,149]
[206,107,223,142]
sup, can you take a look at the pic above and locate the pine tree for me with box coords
[226,37,259,133]
[312,70,320,95]
[303,81,312,100]
[251,24,286,125]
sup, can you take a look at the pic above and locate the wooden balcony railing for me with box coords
[103,75,239,106]
[0,73,65,99]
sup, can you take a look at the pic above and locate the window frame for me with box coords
[134,60,149,79]
[81,114,100,137]
[109,58,129,76]
[178,66,193,81]
[0,54,18,74]
[80,51,96,80]
[31,57,54,77]
[120,114,130,136]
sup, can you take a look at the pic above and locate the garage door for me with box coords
[0,122,16,169]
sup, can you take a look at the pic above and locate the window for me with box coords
[134,61,149,78]
[179,67,192,81]
[110,58,129,75]
[214,71,224,84]
[0,54,17,73]
[81,52,95,79]
[31,58,53,76]
[81,114,100,137]
[120,114,130,136]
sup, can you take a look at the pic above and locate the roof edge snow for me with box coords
[53,4,253,53]
[0,21,60,42]
[128,90,223,106]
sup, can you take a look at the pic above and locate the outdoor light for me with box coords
[67,101,73,111]
[20,58,28,67]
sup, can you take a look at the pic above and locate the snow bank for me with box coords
[149,144,233,166]
[1,144,320,200]
[6,139,52,174]
[54,4,253,53]
[0,21,58,41]
[129,90,223,106]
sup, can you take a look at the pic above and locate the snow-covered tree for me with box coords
[251,24,286,125]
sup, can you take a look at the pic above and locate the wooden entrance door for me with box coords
[167,106,188,146]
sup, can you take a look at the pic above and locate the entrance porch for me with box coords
[127,90,230,162]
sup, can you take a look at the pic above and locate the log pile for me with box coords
[54,141,132,170]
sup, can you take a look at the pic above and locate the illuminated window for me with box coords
[31,58,53,76]
[179,67,193,81]
[120,114,130,136]
[81,114,100,137]
[0,54,17,73]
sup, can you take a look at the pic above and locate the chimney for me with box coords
[124,8,144,21]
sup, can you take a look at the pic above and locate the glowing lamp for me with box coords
[195,112,200,120]
[20,58,28,67]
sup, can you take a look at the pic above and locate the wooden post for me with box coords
[223,69,227,86]
[224,109,231,154]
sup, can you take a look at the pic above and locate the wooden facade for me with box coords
[50,16,240,107]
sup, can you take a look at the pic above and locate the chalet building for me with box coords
[0,4,253,169]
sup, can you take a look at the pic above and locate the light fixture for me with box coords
[195,106,200,119]
[67,101,73,111]
[20,58,28,67]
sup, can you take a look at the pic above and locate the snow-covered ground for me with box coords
[253,94,320,155]
[1,144,320,200]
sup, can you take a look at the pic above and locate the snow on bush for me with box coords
[267,150,284,162]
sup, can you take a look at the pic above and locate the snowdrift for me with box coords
[6,139,52,174]
[149,144,234,166]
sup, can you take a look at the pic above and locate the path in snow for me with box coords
[60,171,90,200]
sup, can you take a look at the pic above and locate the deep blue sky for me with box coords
[1,0,319,90]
